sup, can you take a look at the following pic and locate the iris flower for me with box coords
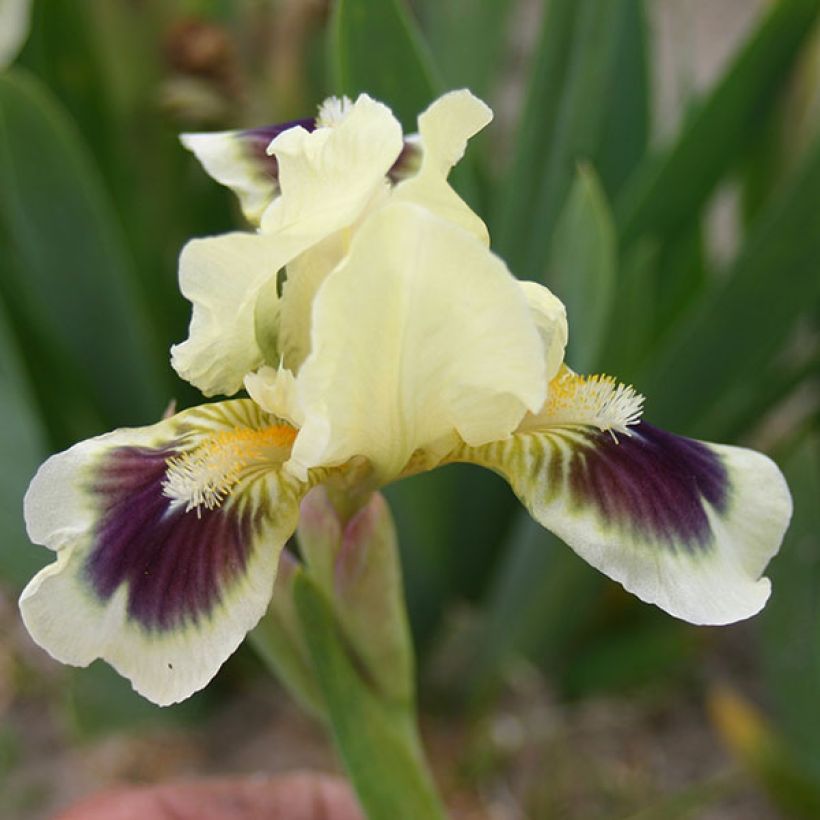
[20,91,791,705]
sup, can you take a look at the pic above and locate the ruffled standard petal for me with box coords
[181,119,315,224]
[260,94,403,239]
[171,232,308,396]
[288,202,547,481]
[392,89,492,243]
[20,400,309,705]
[454,374,792,625]
[175,97,404,396]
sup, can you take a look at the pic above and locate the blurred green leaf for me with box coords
[329,0,440,130]
[422,0,515,97]
[495,0,627,278]
[547,163,616,372]
[493,0,578,264]
[0,300,47,587]
[639,132,820,436]
[447,465,519,602]
[740,34,820,227]
[710,684,820,818]
[648,222,708,351]
[616,0,820,247]
[386,468,456,648]
[563,620,696,697]
[0,70,170,443]
[20,0,122,190]
[66,662,205,739]
[720,348,820,445]
[599,237,658,377]
[22,0,227,357]
[760,435,820,780]
[468,513,601,702]
[593,0,650,200]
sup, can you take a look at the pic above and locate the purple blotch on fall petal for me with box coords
[565,422,729,552]
[83,445,263,631]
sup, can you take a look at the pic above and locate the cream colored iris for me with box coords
[18,90,791,706]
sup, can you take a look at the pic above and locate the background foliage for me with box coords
[0,0,818,815]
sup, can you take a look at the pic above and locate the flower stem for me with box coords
[294,573,448,820]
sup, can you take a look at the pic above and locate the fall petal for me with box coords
[457,420,791,625]
[20,400,306,705]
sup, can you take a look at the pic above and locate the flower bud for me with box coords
[297,486,414,706]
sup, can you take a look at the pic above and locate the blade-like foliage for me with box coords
[616,0,820,247]
[0,302,47,587]
[761,436,820,780]
[422,0,516,97]
[641,134,820,436]
[0,71,169,443]
[547,163,617,373]
[495,0,627,278]
[593,0,650,199]
[329,0,440,130]
[468,514,602,702]
[493,0,579,263]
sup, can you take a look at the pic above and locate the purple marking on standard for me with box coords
[84,445,260,631]
[568,422,728,552]
[387,141,422,182]
[241,118,316,181]
[242,118,416,186]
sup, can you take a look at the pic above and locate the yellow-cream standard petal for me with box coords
[174,94,404,396]
[20,400,315,705]
[259,94,403,238]
[392,89,492,244]
[273,91,496,374]
[267,93,502,398]
[451,369,792,625]
[286,202,548,482]
[172,231,303,396]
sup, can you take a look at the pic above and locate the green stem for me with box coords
[294,573,447,820]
